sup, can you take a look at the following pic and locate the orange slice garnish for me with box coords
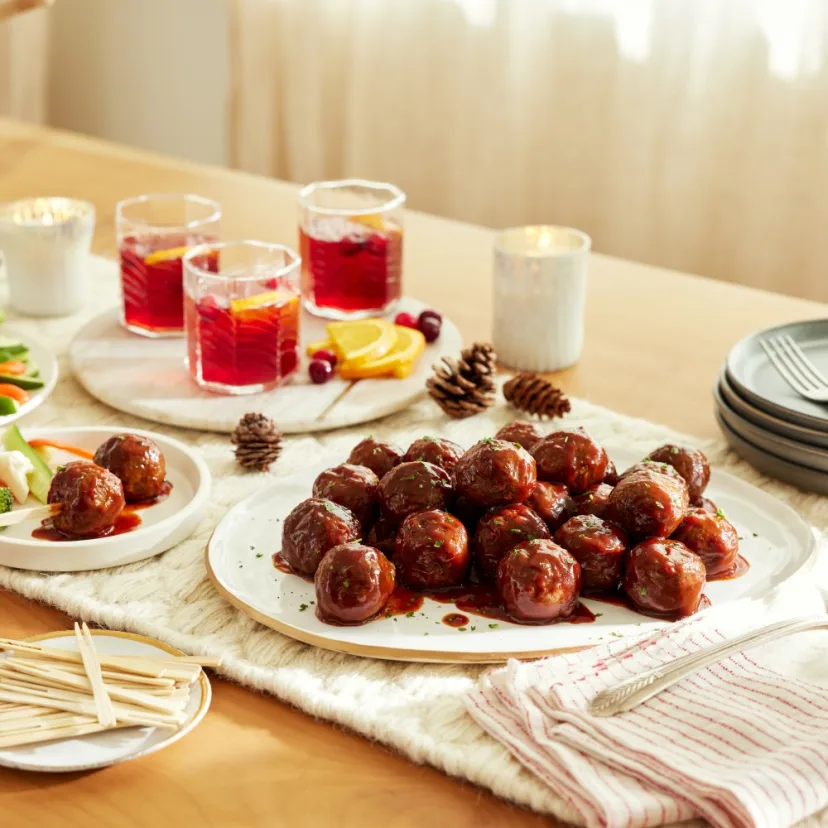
[143,245,191,266]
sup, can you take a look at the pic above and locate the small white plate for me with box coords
[0,426,210,572]
[0,629,211,773]
[207,446,817,663]
[68,298,462,434]
[0,327,59,428]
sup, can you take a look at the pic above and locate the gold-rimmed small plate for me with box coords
[0,629,211,773]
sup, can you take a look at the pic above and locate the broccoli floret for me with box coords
[0,487,13,514]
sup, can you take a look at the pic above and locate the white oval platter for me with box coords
[0,327,59,428]
[206,446,816,663]
[0,629,211,773]
[68,299,462,434]
[0,426,210,572]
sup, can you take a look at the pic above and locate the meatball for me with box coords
[379,461,453,523]
[403,436,464,473]
[365,515,397,557]
[454,439,537,508]
[573,483,614,519]
[647,444,711,502]
[93,433,166,502]
[620,460,685,487]
[623,538,706,618]
[495,421,544,452]
[312,464,380,527]
[672,507,739,578]
[394,510,470,589]
[473,503,551,582]
[281,498,361,575]
[531,428,609,494]
[315,543,395,625]
[496,539,581,624]
[48,461,125,539]
[606,470,689,539]
[604,459,620,485]
[347,437,404,479]
[524,481,574,532]
[554,515,628,592]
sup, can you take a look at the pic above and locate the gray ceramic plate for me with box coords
[715,409,828,495]
[718,369,828,450]
[715,380,828,472]
[726,319,828,431]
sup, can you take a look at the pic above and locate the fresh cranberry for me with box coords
[394,312,419,329]
[418,309,442,326]
[309,359,333,384]
[312,348,338,367]
[419,316,442,343]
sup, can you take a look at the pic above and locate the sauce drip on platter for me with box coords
[33,511,141,542]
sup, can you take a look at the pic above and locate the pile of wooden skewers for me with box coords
[0,623,220,749]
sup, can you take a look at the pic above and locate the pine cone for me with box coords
[503,373,570,419]
[231,412,282,471]
[426,342,497,419]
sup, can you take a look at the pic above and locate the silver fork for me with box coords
[587,614,828,717]
[760,334,828,402]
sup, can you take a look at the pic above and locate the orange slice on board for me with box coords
[143,245,191,266]
[338,325,425,379]
[328,318,397,369]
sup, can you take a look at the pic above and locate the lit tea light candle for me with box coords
[0,197,95,317]
[493,225,591,373]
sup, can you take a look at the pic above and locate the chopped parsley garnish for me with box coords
[406,611,416,618]
[255,552,263,558]
[434,540,443,548]
[670,447,679,454]
[640,587,648,596]
[342,580,350,588]
[488,623,499,629]
[458,627,467,631]
[400,475,416,481]
[510,528,523,534]
[716,508,726,519]
[299,603,308,611]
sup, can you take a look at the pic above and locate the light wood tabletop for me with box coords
[0,117,825,828]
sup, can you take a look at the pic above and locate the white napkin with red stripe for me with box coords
[466,573,828,828]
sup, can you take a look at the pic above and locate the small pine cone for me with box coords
[503,373,571,419]
[426,341,497,419]
[231,412,282,471]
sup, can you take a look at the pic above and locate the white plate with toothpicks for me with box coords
[68,298,462,434]
[0,425,210,572]
[206,445,816,664]
[0,625,215,772]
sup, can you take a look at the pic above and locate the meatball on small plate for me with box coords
[207,446,815,663]
[0,426,209,572]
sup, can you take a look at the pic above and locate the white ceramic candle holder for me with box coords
[0,197,96,317]
[493,225,590,373]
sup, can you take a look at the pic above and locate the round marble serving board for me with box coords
[68,300,462,434]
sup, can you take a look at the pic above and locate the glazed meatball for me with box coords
[620,460,686,487]
[524,481,574,533]
[281,498,361,575]
[532,428,609,494]
[623,538,706,618]
[394,510,470,589]
[495,421,544,452]
[379,461,453,523]
[647,444,711,502]
[365,515,397,557]
[403,436,464,473]
[454,439,537,508]
[672,507,739,578]
[606,470,689,539]
[312,464,380,527]
[93,433,166,502]
[315,543,395,625]
[496,539,581,624]
[554,515,629,592]
[574,483,614,519]
[48,461,125,539]
[604,459,620,485]
[347,437,404,479]
[473,503,551,582]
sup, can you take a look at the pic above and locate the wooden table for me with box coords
[0,118,825,827]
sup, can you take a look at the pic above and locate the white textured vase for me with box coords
[0,197,96,317]
[493,225,590,373]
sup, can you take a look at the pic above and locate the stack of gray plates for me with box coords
[716,319,828,494]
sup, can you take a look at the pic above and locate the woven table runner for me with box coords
[1,256,827,826]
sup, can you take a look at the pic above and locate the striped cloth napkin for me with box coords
[466,588,828,828]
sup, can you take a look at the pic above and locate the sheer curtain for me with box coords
[229,0,828,300]
[0,6,50,122]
